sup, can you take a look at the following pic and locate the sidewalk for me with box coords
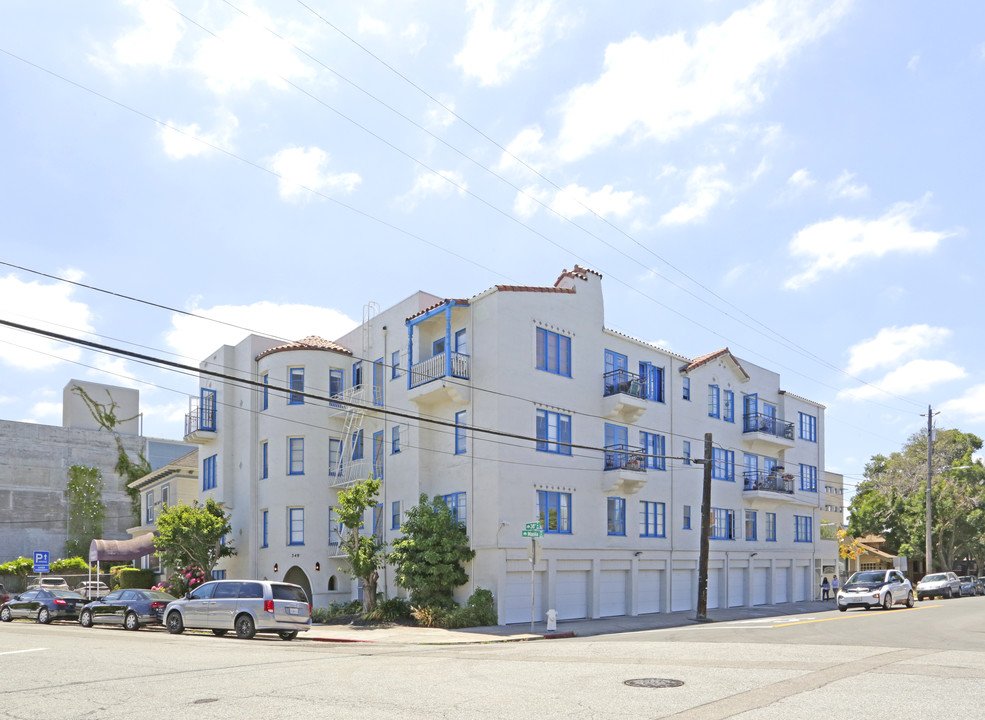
[304,599,836,645]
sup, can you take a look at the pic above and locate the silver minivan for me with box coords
[165,580,311,640]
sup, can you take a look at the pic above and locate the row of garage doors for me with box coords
[502,564,812,625]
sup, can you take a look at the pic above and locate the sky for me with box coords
[1,0,983,505]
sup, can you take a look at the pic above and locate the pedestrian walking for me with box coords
[831,575,840,598]
[821,576,830,600]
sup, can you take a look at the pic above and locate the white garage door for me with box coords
[707,568,720,609]
[555,570,589,620]
[792,566,807,602]
[752,567,768,605]
[638,570,661,614]
[671,570,693,612]
[503,571,544,625]
[600,570,628,617]
[728,568,745,607]
[774,567,789,603]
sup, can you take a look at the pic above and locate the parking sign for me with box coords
[33,551,49,574]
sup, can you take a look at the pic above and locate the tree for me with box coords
[389,494,476,608]
[153,498,235,581]
[64,465,106,558]
[335,477,386,611]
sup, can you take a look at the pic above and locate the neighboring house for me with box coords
[126,449,199,574]
[847,534,907,576]
[821,471,846,577]
[182,266,835,623]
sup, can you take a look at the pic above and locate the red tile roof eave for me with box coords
[495,286,576,294]
[255,335,352,361]
[404,298,471,323]
[680,347,751,380]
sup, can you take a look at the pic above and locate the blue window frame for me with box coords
[607,497,626,536]
[288,437,304,475]
[711,507,735,539]
[442,492,467,525]
[682,440,691,465]
[455,328,468,354]
[373,430,384,479]
[794,515,812,543]
[538,491,571,534]
[198,388,216,431]
[352,361,363,388]
[640,501,665,537]
[683,505,691,530]
[432,337,445,356]
[708,384,720,418]
[329,368,344,404]
[536,409,572,454]
[766,512,777,541]
[391,500,401,530]
[682,376,690,401]
[288,508,304,546]
[328,507,342,546]
[391,350,401,379]
[203,454,217,491]
[745,510,757,540]
[641,432,666,470]
[712,448,735,481]
[261,441,268,479]
[535,327,572,377]
[391,425,400,454]
[262,374,268,411]
[352,429,364,460]
[213,569,226,580]
[799,412,817,442]
[455,411,467,455]
[329,438,342,476]
[261,510,268,548]
[288,368,304,405]
[605,349,628,375]
[723,390,734,423]
[373,359,384,406]
[800,464,818,492]
[373,503,384,542]
[639,362,664,402]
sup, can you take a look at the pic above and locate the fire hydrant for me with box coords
[546,608,557,632]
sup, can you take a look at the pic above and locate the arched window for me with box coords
[328,576,336,591]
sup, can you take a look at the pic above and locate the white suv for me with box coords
[837,569,914,612]
[916,571,962,600]
[27,577,70,591]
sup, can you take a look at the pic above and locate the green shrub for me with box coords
[364,596,412,623]
[311,600,363,623]
[412,589,497,629]
[116,568,155,589]
[410,604,448,628]
[0,557,33,576]
[51,557,91,574]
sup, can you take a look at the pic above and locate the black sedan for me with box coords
[0,588,86,624]
[79,589,177,631]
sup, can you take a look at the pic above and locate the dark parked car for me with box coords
[0,588,86,623]
[957,576,978,596]
[79,589,177,631]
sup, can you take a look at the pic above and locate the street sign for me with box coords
[522,529,543,538]
[33,551,49,574]
[525,522,541,530]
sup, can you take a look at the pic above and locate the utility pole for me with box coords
[695,432,713,621]
[924,405,937,574]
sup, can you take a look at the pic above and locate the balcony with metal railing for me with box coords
[742,470,815,506]
[602,444,648,494]
[602,370,648,423]
[407,351,470,405]
[741,412,795,453]
[183,393,216,444]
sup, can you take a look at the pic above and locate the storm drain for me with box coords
[624,678,684,689]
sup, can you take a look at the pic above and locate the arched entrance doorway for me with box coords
[283,566,312,604]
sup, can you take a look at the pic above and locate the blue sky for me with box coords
[1,0,983,502]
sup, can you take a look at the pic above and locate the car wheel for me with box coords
[212,629,228,637]
[80,609,93,628]
[235,614,256,640]
[124,611,140,631]
[166,611,184,635]
[882,593,893,610]
[37,607,51,624]
[905,591,914,608]
[278,630,298,641]
[946,588,953,599]
[956,588,962,598]
[838,606,847,612]
[0,606,11,622]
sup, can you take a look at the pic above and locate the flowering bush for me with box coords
[153,566,205,597]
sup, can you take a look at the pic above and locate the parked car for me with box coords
[164,579,311,640]
[973,578,985,596]
[957,576,978,596]
[915,571,962,600]
[79,589,177,630]
[76,581,111,600]
[836,569,913,611]
[26,577,70,591]
[0,588,86,623]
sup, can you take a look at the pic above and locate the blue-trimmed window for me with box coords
[391,350,401,379]
[455,328,468,354]
[766,512,777,541]
[800,464,818,492]
[607,497,626,536]
[213,569,226,580]
[373,359,384,406]
[682,376,690,401]
[329,368,344,403]
[391,426,400,454]
[199,388,216,431]
[683,505,692,530]
[535,327,572,377]
[373,504,384,543]
[203,454,217,491]
[288,437,304,475]
[262,374,269,411]
[711,507,735,540]
[639,362,664,402]
[723,390,734,423]
[288,508,304,546]
[712,448,735,481]
[640,501,665,537]
[538,491,571,534]
[794,515,812,543]
[682,440,691,465]
[261,441,268,479]
[328,507,342,546]
[799,412,817,442]
[260,510,268,548]
[288,368,304,405]
[442,492,467,525]
[329,439,342,476]
[352,361,363,388]
[145,490,154,523]
[373,431,384,479]
[708,384,720,418]
[391,500,401,530]
[455,411,467,455]
[352,429,364,460]
[641,432,666,470]
[432,337,445,356]
[745,510,757,540]
[536,409,572,455]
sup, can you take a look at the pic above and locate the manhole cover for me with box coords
[624,678,684,689]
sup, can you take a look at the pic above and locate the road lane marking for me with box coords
[770,604,939,628]
[0,648,47,656]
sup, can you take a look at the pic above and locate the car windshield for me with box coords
[847,571,886,585]
[959,577,973,582]
[921,574,947,583]
[142,590,177,601]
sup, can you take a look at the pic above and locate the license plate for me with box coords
[286,606,299,615]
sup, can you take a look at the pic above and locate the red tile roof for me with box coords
[681,347,750,380]
[255,335,351,360]
[554,265,602,287]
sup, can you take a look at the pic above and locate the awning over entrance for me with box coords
[88,534,156,563]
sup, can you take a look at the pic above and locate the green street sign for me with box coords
[522,529,543,538]
[525,522,541,530]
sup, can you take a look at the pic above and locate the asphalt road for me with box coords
[2,596,985,719]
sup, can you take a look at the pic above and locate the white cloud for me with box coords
[455,0,565,86]
[555,0,850,162]
[838,359,967,401]
[425,98,457,130]
[660,164,733,225]
[497,126,548,174]
[165,301,358,364]
[940,384,985,423]
[785,196,954,289]
[358,15,388,36]
[845,325,951,375]
[159,110,239,159]
[27,401,62,424]
[268,146,361,202]
[0,273,93,370]
[907,53,920,71]
[829,170,869,200]
[398,170,468,210]
[723,263,752,287]
[113,0,184,67]
[88,355,142,389]
[788,168,814,190]
[402,22,429,53]
[549,184,646,220]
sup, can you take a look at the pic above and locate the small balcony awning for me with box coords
[88,533,156,563]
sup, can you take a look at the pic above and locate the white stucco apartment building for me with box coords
[183,266,835,624]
